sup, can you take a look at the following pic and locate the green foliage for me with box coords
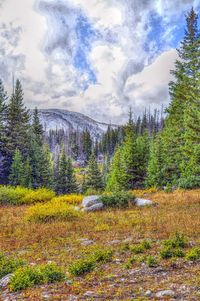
[100,191,135,208]
[91,249,113,263]
[163,233,187,249]
[69,248,112,277]
[9,263,65,292]
[0,253,25,278]
[130,240,152,254]
[21,188,55,204]
[85,153,104,191]
[69,258,95,276]
[9,149,24,186]
[160,246,185,259]
[145,256,158,267]
[0,186,31,205]
[25,199,81,222]
[186,247,200,261]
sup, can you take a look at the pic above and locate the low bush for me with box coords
[91,249,113,263]
[69,258,95,276]
[25,200,81,223]
[163,233,188,249]
[186,247,200,261]
[51,194,83,206]
[0,253,25,278]
[21,188,55,204]
[100,191,135,208]
[145,256,158,267]
[0,186,31,205]
[160,246,185,259]
[130,240,152,254]
[9,263,65,291]
[69,248,112,277]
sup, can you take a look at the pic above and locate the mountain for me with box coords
[38,109,118,139]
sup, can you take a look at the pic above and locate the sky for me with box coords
[0,0,200,124]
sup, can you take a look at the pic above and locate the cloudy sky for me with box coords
[0,0,199,123]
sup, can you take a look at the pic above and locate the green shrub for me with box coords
[100,191,135,208]
[163,233,187,249]
[69,249,112,277]
[69,258,95,276]
[186,247,200,261]
[21,188,55,204]
[25,201,81,223]
[0,253,25,278]
[146,256,158,267]
[91,249,113,263]
[0,186,31,205]
[125,255,137,269]
[160,246,185,259]
[130,240,152,254]
[9,263,65,292]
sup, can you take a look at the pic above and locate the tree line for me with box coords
[0,8,199,194]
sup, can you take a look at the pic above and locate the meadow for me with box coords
[0,187,200,300]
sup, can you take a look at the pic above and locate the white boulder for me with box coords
[82,195,101,208]
[135,198,153,207]
[83,203,104,212]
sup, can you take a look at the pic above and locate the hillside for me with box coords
[0,189,200,300]
[38,109,118,139]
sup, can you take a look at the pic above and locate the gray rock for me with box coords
[109,240,121,245]
[69,295,78,301]
[155,290,175,298]
[83,202,104,212]
[145,290,152,297]
[82,195,101,208]
[0,274,13,288]
[135,198,153,207]
[81,239,94,246]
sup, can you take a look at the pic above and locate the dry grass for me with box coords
[0,189,200,300]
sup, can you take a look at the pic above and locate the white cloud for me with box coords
[0,0,198,123]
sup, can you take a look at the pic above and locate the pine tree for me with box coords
[66,158,78,193]
[146,135,164,187]
[82,129,92,162]
[158,8,200,186]
[85,153,104,191]
[106,147,127,191]
[9,149,24,186]
[0,79,8,183]
[55,147,68,194]
[32,107,43,145]
[39,144,53,188]
[3,80,30,181]
[23,156,32,188]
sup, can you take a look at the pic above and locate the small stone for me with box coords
[135,198,154,207]
[155,290,175,298]
[109,240,121,245]
[145,290,152,297]
[69,295,78,301]
[80,239,94,246]
[0,274,13,288]
[83,291,96,297]
[83,202,104,212]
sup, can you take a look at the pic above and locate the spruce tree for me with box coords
[32,107,43,145]
[23,156,32,188]
[3,80,30,181]
[0,79,8,183]
[55,147,68,194]
[85,153,104,191]
[9,149,24,186]
[106,147,127,191]
[66,158,78,193]
[157,8,200,186]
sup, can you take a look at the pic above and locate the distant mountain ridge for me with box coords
[38,109,118,139]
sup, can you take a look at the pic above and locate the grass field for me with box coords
[0,189,200,300]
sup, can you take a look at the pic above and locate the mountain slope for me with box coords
[38,109,117,139]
